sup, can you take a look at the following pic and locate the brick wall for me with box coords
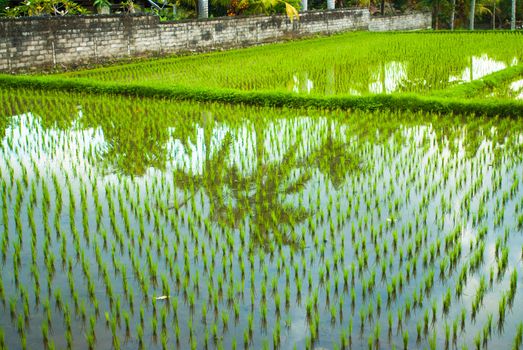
[0,10,431,72]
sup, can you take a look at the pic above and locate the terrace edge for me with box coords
[1,74,521,117]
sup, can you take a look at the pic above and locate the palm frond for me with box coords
[285,1,299,22]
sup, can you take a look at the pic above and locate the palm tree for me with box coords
[477,0,500,29]
[450,0,456,29]
[492,0,499,28]
[433,0,441,28]
[248,0,299,20]
[420,0,443,30]
[511,0,516,30]
[470,0,476,29]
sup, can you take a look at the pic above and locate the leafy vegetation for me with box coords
[2,0,87,16]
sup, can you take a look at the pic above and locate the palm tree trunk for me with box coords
[433,0,440,29]
[492,2,496,29]
[511,0,516,30]
[450,0,456,30]
[437,1,440,28]
[198,0,208,18]
[469,0,475,30]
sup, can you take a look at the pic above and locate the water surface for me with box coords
[0,90,522,350]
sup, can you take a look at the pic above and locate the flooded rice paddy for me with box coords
[484,75,523,100]
[0,89,522,349]
[60,32,523,96]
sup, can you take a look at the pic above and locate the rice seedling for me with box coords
[513,323,523,350]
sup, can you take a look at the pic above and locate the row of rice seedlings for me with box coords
[61,32,523,97]
[0,88,522,349]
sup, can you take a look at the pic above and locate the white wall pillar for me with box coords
[198,0,208,18]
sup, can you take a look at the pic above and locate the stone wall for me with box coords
[369,12,432,31]
[0,10,431,72]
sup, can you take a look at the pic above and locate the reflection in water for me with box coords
[368,61,408,94]
[510,79,523,99]
[448,54,515,83]
[483,76,523,100]
[288,54,517,96]
[291,73,314,94]
[1,91,523,350]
